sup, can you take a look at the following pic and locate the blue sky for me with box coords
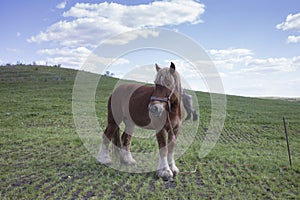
[1,0,300,97]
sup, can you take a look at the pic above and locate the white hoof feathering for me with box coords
[98,145,112,164]
[120,148,137,165]
[169,163,179,175]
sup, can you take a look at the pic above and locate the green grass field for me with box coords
[1,65,299,199]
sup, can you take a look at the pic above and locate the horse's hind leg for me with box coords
[98,95,122,164]
[192,110,198,121]
[98,122,119,164]
[185,112,191,120]
[120,120,136,165]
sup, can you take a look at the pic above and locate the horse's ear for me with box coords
[155,63,161,72]
[170,62,175,74]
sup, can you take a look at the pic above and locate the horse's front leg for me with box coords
[156,128,173,181]
[168,124,180,176]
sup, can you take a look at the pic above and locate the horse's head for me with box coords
[148,62,181,117]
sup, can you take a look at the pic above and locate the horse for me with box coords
[182,89,198,121]
[98,62,184,181]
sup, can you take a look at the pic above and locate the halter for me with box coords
[149,85,176,138]
[149,86,176,112]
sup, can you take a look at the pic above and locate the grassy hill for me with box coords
[0,65,299,199]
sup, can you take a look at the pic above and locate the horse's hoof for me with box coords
[160,175,174,182]
[121,159,137,166]
[170,164,179,176]
[168,177,174,182]
[98,157,112,165]
[156,168,174,182]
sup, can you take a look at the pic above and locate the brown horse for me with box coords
[98,62,184,181]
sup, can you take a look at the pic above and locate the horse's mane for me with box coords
[154,68,182,101]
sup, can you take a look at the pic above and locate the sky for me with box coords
[1,0,300,97]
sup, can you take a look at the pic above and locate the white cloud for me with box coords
[208,48,253,58]
[207,48,300,96]
[102,29,160,45]
[36,47,91,69]
[287,35,300,43]
[276,13,300,44]
[29,0,205,69]
[208,48,300,74]
[56,1,67,9]
[28,18,120,47]
[29,1,205,46]
[6,48,17,52]
[37,47,129,70]
[276,13,300,31]
[208,48,253,70]
[241,56,300,73]
[63,1,204,27]
[38,46,91,56]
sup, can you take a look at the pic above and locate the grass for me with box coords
[0,65,299,199]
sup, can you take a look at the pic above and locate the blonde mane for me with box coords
[154,67,182,100]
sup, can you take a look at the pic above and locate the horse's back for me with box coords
[111,83,153,104]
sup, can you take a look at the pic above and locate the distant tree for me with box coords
[105,71,114,77]
[52,64,61,68]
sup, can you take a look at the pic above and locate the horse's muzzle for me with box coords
[148,103,164,117]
